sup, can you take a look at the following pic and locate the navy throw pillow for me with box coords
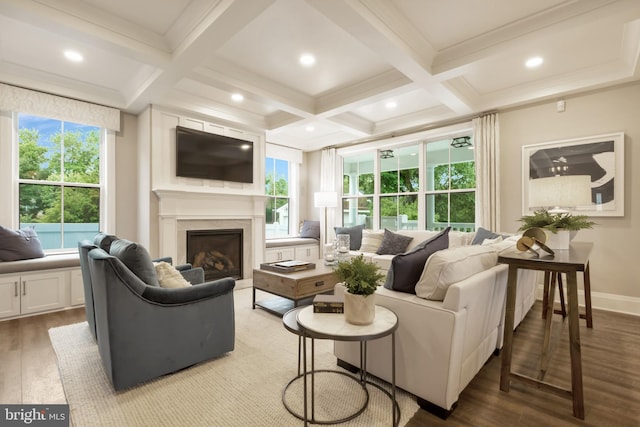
[471,227,504,245]
[0,226,45,262]
[109,239,160,287]
[383,227,450,294]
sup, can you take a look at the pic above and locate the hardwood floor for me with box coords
[1,302,639,426]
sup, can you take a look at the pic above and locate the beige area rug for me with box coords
[49,288,418,426]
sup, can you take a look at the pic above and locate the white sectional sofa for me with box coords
[333,229,537,417]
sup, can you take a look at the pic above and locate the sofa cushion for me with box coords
[109,239,160,287]
[154,262,192,288]
[94,232,118,252]
[359,229,384,252]
[383,227,450,294]
[334,224,365,250]
[376,229,414,255]
[299,220,320,239]
[0,226,45,262]
[471,227,507,245]
[415,245,498,301]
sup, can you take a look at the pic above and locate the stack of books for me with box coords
[313,294,344,313]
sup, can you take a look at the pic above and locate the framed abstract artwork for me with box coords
[522,132,624,216]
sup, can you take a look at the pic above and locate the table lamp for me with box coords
[529,175,592,213]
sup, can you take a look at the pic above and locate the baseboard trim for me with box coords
[535,285,640,317]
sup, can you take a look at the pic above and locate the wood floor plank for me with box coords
[1,302,638,426]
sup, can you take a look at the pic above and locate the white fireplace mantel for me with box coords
[153,188,267,278]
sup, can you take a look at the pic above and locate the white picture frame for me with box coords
[522,132,624,216]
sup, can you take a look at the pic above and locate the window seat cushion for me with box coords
[0,253,80,275]
[266,237,319,248]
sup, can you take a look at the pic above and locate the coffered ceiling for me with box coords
[1,0,639,151]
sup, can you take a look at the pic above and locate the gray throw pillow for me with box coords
[376,229,414,255]
[0,226,45,262]
[299,220,320,239]
[471,227,504,245]
[333,224,365,250]
[94,232,118,252]
[383,227,450,294]
[109,239,160,287]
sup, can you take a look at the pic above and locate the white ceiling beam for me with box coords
[125,0,275,111]
[308,0,473,115]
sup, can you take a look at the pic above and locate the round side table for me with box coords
[295,305,400,426]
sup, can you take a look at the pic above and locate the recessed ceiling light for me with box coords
[525,56,543,68]
[299,54,316,67]
[305,125,315,132]
[64,50,83,63]
[385,101,397,109]
[231,93,244,102]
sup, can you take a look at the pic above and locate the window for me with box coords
[339,130,476,232]
[379,145,419,230]
[17,114,103,250]
[342,152,374,228]
[265,157,290,238]
[425,137,476,231]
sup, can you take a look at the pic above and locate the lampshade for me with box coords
[314,191,338,208]
[529,175,592,209]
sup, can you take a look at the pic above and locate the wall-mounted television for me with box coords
[175,126,254,183]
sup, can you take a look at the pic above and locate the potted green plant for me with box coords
[518,208,595,249]
[334,254,385,325]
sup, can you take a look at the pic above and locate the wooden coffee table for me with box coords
[252,263,339,316]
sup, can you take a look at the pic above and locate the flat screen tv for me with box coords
[175,126,254,183]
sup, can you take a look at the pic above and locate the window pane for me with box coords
[399,168,419,192]
[19,183,62,249]
[63,187,100,247]
[18,115,60,181]
[398,195,418,229]
[450,161,476,190]
[342,197,371,228]
[265,157,289,197]
[450,191,475,231]
[425,139,450,191]
[426,193,449,231]
[265,196,289,238]
[380,170,398,193]
[63,124,101,184]
[343,153,374,196]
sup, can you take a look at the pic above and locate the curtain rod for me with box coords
[331,110,497,150]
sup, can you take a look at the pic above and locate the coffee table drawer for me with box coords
[296,274,339,298]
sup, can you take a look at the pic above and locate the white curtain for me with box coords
[320,147,337,244]
[473,113,500,231]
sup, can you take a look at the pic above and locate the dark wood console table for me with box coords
[498,242,593,419]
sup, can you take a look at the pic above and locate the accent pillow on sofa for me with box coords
[154,262,192,288]
[376,229,414,255]
[94,232,118,252]
[359,229,385,253]
[415,245,498,301]
[0,226,45,262]
[471,227,508,245]
[383,227,450,294]
[299,220,320,239]
[109,239,160,287]
[334,224,365,250]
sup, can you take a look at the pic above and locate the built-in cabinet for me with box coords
[265,243,319,263]
[0,268,83,320]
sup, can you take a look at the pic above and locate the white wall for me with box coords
[114,112,139,240]
[500,81,640,314]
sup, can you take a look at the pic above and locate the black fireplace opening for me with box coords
[186,229,243,281]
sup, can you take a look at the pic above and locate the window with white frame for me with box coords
[425,136,476,231]
[265,156,290,238]
[339,130,476,232]
[17,113,104,250]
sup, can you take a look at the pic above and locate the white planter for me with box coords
[545,229,574,250]
[343,291,376,325]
